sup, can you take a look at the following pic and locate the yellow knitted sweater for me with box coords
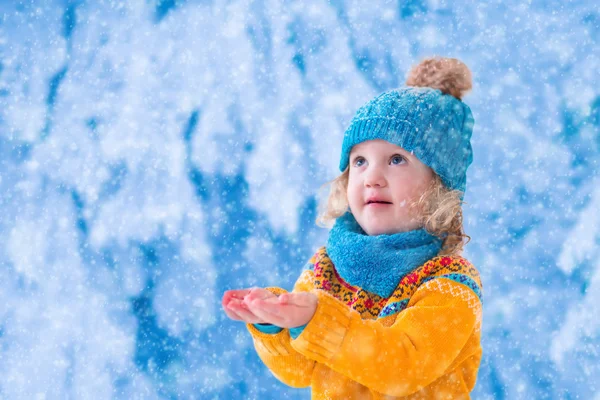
[246,246,483,399]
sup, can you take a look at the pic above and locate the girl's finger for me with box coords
[223,289,258,312]
[258,299,289,316]
[244,288,278,303]
[280,292,317,308]
[223,297,247,321]
[246,299,286,325]
[223,304,244,321]
[223,288,255,302]
[222,294,237,311]
[228,299,265,324]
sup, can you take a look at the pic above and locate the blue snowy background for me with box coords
[1,0,599,399]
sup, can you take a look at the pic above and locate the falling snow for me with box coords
[0,0,598,399]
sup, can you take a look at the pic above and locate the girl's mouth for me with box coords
[366,201,392,208]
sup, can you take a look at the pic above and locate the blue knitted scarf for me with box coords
[325,212,443,298]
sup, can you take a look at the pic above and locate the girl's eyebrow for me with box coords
[350,149,411,159]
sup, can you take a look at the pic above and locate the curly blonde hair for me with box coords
[315,168,470,256]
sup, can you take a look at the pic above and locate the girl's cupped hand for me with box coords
[222,287,276,324]
[222,287,318,328]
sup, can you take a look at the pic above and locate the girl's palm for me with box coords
[222,287,278,324]
[244,291,318,329]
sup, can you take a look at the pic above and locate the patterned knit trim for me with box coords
[422,278,483,330]
[311,247,386,317]
[330,262,359,293]
[421,273,483,303]
[304,247,483,321]
[386,255,483,303]
[379,299,410,318]
[309,247,363,294]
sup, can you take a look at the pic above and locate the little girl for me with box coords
[222,56,483,399]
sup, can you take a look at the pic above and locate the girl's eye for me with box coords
[390,155,406,165]
[353,157,365,167]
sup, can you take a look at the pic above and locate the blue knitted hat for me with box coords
[339,57,475,195]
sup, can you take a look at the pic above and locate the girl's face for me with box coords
[347,139,434,236]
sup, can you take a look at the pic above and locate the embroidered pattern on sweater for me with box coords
[422,278,483,330]
[421,273,482,301]
[379,299,410,318]
[304,248,386,318]
[303,247,483,322]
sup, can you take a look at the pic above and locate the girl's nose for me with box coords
[364,168,387,188]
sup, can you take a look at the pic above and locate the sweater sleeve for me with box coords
[245,256,319,388]
[253,323,307,339]
[289,277,483,397]
[253,323,284,334]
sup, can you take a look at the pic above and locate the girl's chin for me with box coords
[361,220,413,236]
[363,225,397,236]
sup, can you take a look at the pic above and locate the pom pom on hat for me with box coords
[406,56,472,101]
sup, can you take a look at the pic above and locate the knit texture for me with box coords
[246,248,483,398]
[326,211,443,298]
[339,86,474,194]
